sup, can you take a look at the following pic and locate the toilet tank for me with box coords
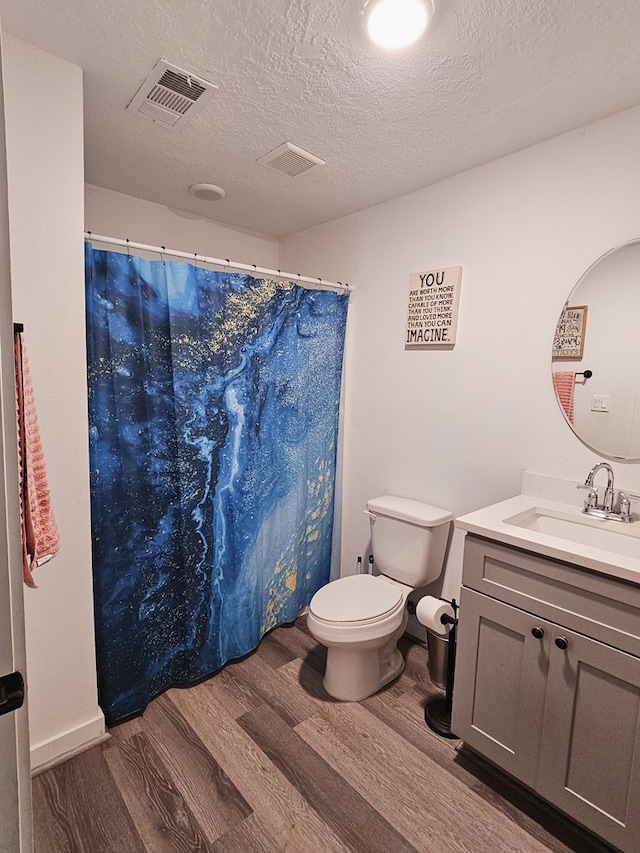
[366,495,452,587]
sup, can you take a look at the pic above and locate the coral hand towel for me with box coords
[552,370,575,424]
[14,330,60,587]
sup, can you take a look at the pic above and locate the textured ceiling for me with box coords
[2,0,640,237]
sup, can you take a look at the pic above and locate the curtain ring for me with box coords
[160,246,166,266]
[126,238,131,260]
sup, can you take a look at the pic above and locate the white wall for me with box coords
[0,26,32,846]
[2,36,104,768]
[279,105,640,624]
[85,185,278,267]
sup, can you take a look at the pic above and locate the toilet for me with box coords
[307,495,452,701]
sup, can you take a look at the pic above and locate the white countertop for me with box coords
[456,494,640,586]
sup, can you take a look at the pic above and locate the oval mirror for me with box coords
[551,238,640,460]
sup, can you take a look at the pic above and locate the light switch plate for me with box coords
[591,395,611,412]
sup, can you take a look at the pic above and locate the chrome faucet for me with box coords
[579,462,615,514]
[577,462,640,522]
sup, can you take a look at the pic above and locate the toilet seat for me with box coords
[309,574,403,625]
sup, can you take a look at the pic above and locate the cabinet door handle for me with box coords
[531,626,544,639]
[555,636,569,650]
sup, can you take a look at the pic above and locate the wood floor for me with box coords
[32,618,616,853]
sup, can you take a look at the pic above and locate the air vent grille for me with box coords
[257,142,326,178]
[156,70,206,102]
[127,59,218,130]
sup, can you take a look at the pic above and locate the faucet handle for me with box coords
[577,483,598,509]
[616,491,640,521]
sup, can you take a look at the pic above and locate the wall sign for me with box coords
[405,265,462,348]
[552,304,588,359]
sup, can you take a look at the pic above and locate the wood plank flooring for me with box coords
[33,618,617,853]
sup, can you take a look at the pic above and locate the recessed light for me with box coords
[189,183,226,201]
[364,0,432,50]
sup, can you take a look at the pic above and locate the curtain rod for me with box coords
[84,232,352,294]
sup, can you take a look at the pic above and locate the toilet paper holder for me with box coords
[424,597,459,740]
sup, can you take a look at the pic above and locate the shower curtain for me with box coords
[85,245,349,725]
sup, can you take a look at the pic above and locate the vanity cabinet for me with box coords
[451,535,640,853]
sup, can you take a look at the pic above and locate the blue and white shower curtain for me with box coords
[85,245,349,724]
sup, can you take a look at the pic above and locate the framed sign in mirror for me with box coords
[552,305,588,359]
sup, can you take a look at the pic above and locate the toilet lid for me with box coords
[309,575,403,623]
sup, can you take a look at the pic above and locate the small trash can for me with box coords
[426,628,449,690]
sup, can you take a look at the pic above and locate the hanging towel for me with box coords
[552,371,575,424]
[14,330,60,588]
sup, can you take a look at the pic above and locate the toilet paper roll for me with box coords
[415,595,455,635]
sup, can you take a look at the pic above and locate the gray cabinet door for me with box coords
[536,626,640,853]
[451,587,549,787]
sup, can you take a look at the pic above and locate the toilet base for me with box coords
[323,639,405,701]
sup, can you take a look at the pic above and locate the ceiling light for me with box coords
[364,0,432,49]
[189,183,226,201]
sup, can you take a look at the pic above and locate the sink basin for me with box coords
[456,493,640,585]
[504,506,640,559]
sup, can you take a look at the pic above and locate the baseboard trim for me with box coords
[30,712,108,774]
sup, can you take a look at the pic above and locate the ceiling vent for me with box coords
[127,59,218,130]
[257,142,326,178]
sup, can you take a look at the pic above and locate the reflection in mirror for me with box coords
[552,239,640,460]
